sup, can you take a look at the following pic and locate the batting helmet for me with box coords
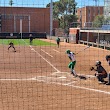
[66,50,70,54]
[95,60,101,66]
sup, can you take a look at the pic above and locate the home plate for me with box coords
[31,48,34,50]
[58,76,66,79]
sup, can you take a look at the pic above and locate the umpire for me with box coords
[106,55,110,85]
[106,55,110,66]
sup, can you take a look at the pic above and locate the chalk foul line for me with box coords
[41,49,53,57]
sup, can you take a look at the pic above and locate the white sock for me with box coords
[72,70,76,75]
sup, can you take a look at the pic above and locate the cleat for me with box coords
[78,75,87,80]
[106,83,110,85]
[98,81,106,84]
[98,81,103,84]
[73,75,77,78]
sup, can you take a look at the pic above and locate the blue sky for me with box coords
[0,0,104,7]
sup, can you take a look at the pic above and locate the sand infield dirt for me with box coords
[0,39,109,110]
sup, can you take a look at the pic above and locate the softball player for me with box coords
[93,61,107,84]
[66,50,77,77]
[8,42,16,52]
[56,37,60,48]
[29,34,34,45]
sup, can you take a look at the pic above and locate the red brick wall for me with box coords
[76,6,103,28]
[0,7,59,34]
[69,28,79,34]
[53,20,59,29]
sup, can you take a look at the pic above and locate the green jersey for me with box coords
[56,37,60,42]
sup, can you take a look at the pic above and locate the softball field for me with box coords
[0,39,109,110]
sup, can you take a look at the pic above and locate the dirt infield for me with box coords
[0,39,110,110]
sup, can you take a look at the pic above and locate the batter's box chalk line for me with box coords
[36,76,66,81]
[52,72,95,79]
[36,76,74,84]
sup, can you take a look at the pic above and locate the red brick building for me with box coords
[76,6,103,28]
[0,7,59,34]
[69,6,110,45]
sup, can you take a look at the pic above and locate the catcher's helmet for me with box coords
[95,61,101,66]
[66,50,70,54]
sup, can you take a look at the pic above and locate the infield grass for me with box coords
[0,39,56,46]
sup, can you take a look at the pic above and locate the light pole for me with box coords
[50,0,53,39]
[20,19,22,39]
[93,0,99,6]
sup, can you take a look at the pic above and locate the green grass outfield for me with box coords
[0,39,56,46]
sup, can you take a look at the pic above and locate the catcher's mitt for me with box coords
[90,67,94,71]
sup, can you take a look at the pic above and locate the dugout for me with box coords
[0,32,47,39]
[80,30,110,43]
[79,30,110,49]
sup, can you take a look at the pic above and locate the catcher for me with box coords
[106,55,110,66]
[90,61,107,84]
[8,42,16,52]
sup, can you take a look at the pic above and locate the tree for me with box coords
[9,0,14,6]
[46,0,78,33]
[104,16,110,25]
[93,15,104,28]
